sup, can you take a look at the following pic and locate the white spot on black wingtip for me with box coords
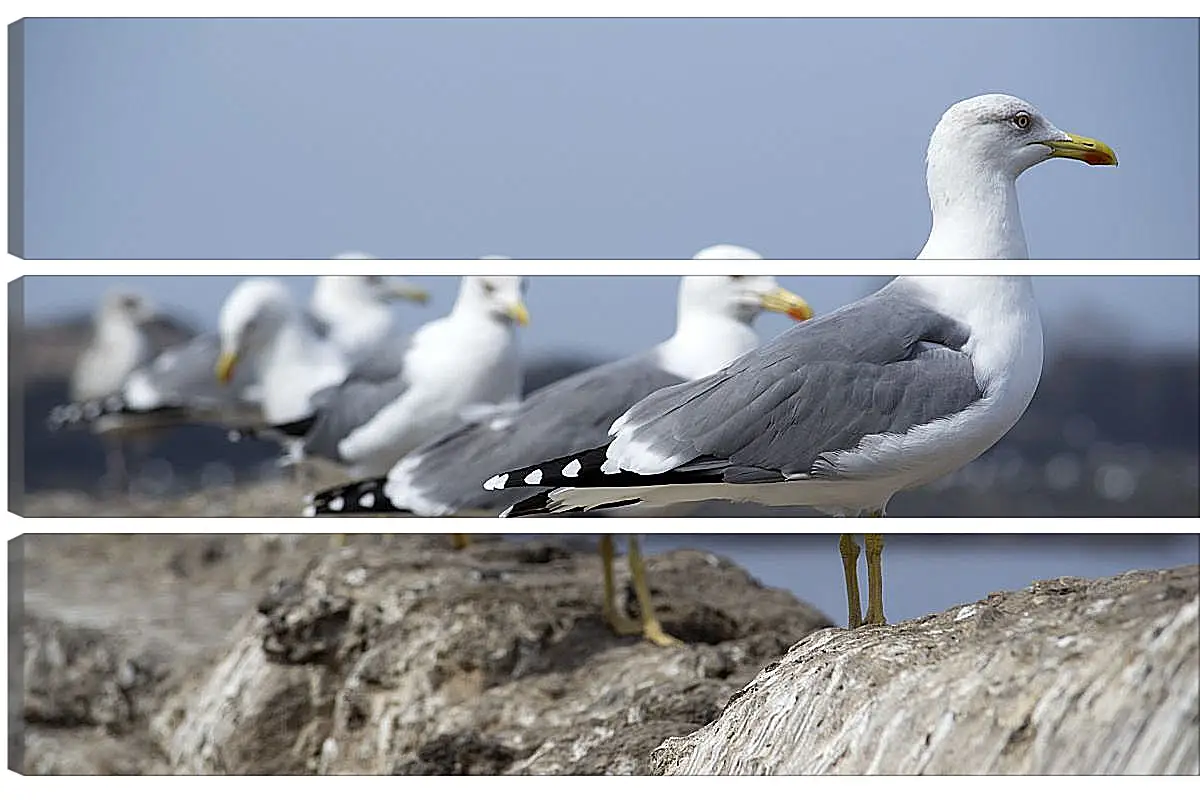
[301,505,317,517]
[483,473,509,491]
[524,469,543,486]
[328,496,345,512]
[562,459,581,478]
[359,492,375,509]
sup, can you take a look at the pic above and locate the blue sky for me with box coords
[18,18,1198,260]
[15,19,1200,357]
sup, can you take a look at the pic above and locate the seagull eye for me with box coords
[481,281,496,295]
[1012,111,1032,131]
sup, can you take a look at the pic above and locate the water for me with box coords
[634,534,1199,626]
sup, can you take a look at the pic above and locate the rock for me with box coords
[20,614,175,774]
[651,564,1200,776]
[150,535,832,775]
[17,533,334,774]
[23,615,171,732]
[19,534,1198,776]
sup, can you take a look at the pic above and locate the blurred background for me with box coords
[13,274,1199,517]
[14,18,1199,259]
[645,534,1199,626]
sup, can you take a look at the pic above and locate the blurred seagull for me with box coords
[283,276,531,483]
[64,289,160,489]
[48,273,430,448]
[307,247,814,645]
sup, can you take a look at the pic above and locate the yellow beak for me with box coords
[387,280,430,305]
[1041,133,1118,166]
[759,287,814,322]
[215,351,238,384]
[507,301,531,326]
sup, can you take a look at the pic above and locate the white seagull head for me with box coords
[928,93,1117,183]
[454,275,531,327]
[920,93,1117,260]
[677,275,813,325]
[691,244,764,260]
[312,274,430,314]
[98,289,156,327]
[215,278,297,384]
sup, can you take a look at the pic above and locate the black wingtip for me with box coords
[270,415,318,439]
[501,491,556,518]
[484,446,611,493]
[308,477,404,516]
[47,397,198,433]
[46,397,116,430]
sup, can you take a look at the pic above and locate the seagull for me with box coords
[213,278,353,426]
[309,274,429,366]
[305,269,812,645]
[64,289,159,489]
[485,94,1118,630]
[47,274,430,443]
[69,290,157,402]
[287,275,530,481]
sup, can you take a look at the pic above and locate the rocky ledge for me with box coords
[652,562,1199,775]
[16,534,1198,775]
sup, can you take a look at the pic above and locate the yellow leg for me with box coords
[599,535,643,636]
[449,533,471,550]
[839,534,863,629]
[863,533,888,626]
[332,533,347,548]
[626,536,681,647]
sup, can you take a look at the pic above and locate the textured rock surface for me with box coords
[18,533,324,774]
[154,536,830,775]
[19,535,1198,776]
[18,533,831,775]
[23,615,171,732]
[652,564,1200,776]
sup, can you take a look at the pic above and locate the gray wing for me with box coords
[299,369,412,463]
[138,315,198,358]
[338,333,414,383]
[393,352,685,512]
[290,332,415,460]
[48,331,268,433]
[589,285,982,482]
[133,333,258,412]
